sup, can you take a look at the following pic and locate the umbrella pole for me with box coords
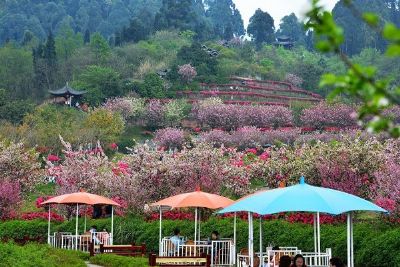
[248,212,254,267]
[75,203,79,250]
[159,206,162,255]
[198,209,201,241]
[317,212,321,266]
[111,206,114,245]
[259,217,263,267]
[233,212,237,265]
[47,205,51,245]
[313,213,317,264]
[347,212,354,267]
[84,207,87,233]
[194,207,198,243]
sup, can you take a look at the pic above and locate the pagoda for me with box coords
[274,36,294,49]
[49,83,86,107]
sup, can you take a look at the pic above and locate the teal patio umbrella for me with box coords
[219,177,387,267]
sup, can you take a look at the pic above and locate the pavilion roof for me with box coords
[49,83,86,96]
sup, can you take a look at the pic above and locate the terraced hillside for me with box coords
[177,77,323,106]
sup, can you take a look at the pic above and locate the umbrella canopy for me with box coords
[219,177,386,215]
[41,192,120,206]
[151,189,234,209]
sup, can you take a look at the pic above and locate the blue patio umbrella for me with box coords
[219,177,387,267]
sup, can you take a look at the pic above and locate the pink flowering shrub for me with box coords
[194,104,293,130]
[371,140,400,217]
[149,210,194,221]
[199,130,230,147]
[111,143,250,211]
[178,64,197,83]
[0,140,43,193]
[154,128,187,150]
[35,196,53,209]
[382,106,400,124]
[145,100,165,128]
[46,137,116,197]
[284,73,303,87]
[199,128,300,149]
[231,127,264,149]
[20,211,64,222]
[0,180,21,220]
[103,97,134,120]
[252,137,383,197]
[301,102,357,129]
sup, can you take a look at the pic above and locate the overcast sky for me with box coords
[233,0,339,29]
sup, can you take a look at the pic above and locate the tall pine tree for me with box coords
[247,9,275,48]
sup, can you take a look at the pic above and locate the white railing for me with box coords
[266,249,302,267]
[49,232,111,253]
[237,247,332,267]
[210,240,234,266]
[303,248,332,267]
[160,237,234,266]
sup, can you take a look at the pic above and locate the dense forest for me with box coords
[0,0,400,126]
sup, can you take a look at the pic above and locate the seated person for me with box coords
[170,228,185,251]
[279,255,292,267]
[291,254,306,267]
[208,230,220,244]
[89,225,101,245]
[99,228,110,244]
[329,257,344,267]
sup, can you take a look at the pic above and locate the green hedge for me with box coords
[1,217,399,267]
[0,242,88,267]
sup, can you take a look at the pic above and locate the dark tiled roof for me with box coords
[49,84,86,96]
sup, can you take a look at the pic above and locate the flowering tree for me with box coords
[199,130,229,147]
[371,140,400,217]
[194,103,293,130]
[0,180,20,220]
[103,97,134,120]
[163,99,190,127]
[154,128,187,150]
[0,140,43,193]
[301,102,357,129]
[284,73,303,87]
[46,137,116,196]
[144,100,164,129]
[178,64,197,83]
[111,143,250,210]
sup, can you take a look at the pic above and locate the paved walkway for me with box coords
[85,261,103,267]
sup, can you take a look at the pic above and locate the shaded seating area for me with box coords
[41,191,119,252]
[151,188,236,266]
[219,176,387,267]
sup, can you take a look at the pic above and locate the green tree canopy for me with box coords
[247,8,275,48]
[74,65,123,106]
[277,13,306,46]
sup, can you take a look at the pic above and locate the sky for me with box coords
[233,0,339,28]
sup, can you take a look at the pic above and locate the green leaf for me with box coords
[362,12,379,27]
[315,40,332,52]
[385,44,400,57]
[383,23,400,41]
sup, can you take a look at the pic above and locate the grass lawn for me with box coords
[0,242,88,267]
[20,183,55,213]
[90,254,149,267]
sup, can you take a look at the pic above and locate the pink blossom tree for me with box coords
[301,102,357,129]
[178,64,197,83]
[154,128,187,150]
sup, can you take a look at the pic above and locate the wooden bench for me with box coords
[89,242,146,257]
[149,253,211,267]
